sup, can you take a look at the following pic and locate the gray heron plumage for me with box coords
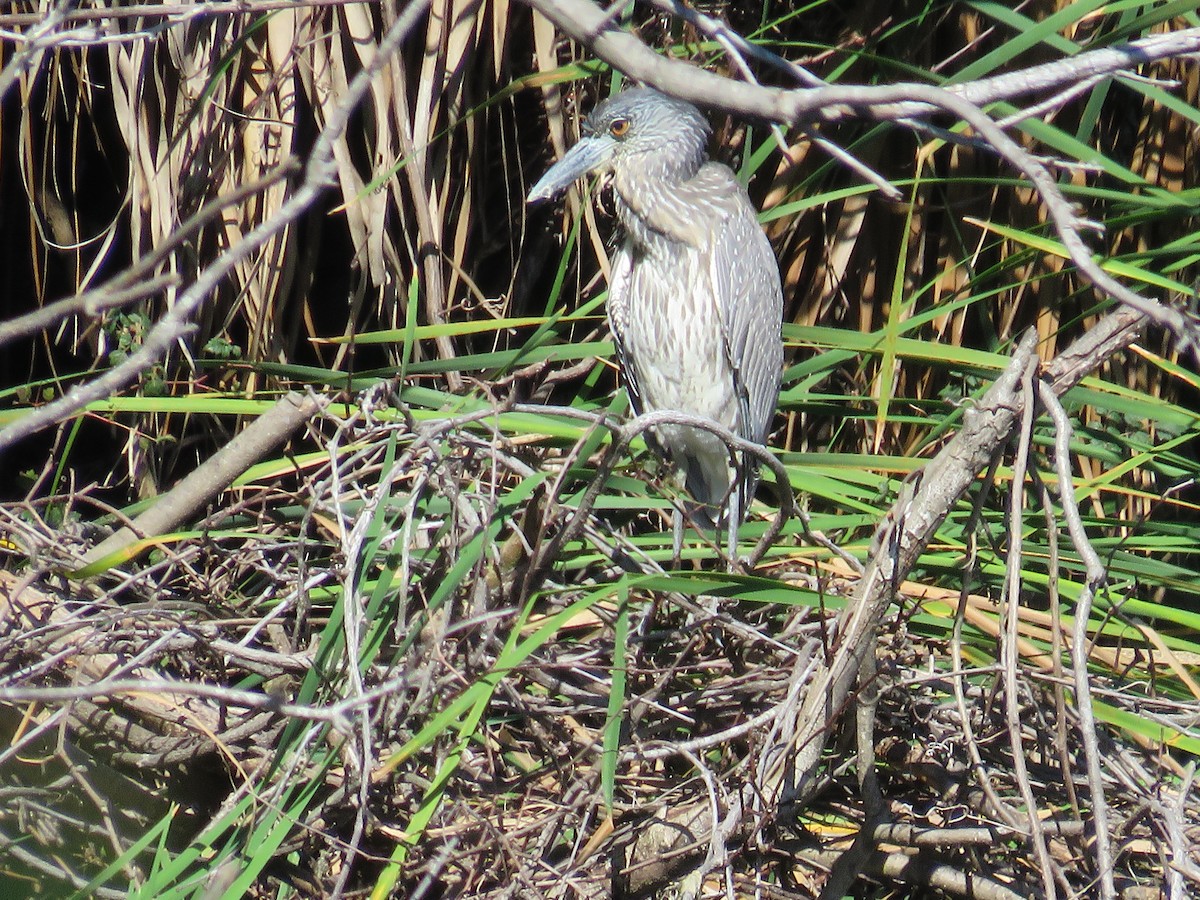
[528,87,784,557]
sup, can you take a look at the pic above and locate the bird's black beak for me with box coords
[526,135,617,204]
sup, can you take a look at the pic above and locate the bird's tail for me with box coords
[681,444,758,529]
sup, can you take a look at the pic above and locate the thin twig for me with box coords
[1037,382,1117,900]
[1001,351,1058,899]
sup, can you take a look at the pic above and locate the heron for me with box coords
[527,86,784,559]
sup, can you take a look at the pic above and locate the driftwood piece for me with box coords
[79,390,324,571]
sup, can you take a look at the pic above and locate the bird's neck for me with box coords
[613,162,716,249]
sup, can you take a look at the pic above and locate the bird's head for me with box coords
[526,87,711,204]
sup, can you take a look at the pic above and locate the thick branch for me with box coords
[523,0,1200,125]
[779,306,1143,800]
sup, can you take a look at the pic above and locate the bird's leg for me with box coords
[672,506,684,568]
[725,485,741,573]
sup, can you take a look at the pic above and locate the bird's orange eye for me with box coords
[609,118,631,138]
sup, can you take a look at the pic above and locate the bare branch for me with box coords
[1002,350,1059,899]
[0,0,72,99]
[524,0,1200,126]
[0,166,295,352]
